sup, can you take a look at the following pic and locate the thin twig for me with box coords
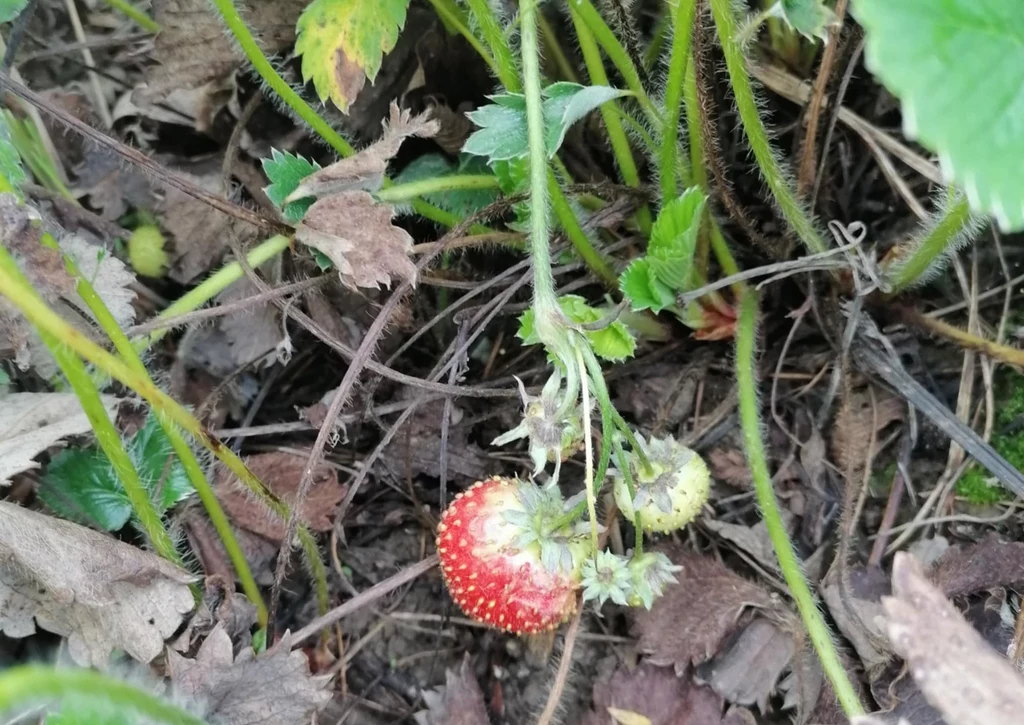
[535,600,584,725]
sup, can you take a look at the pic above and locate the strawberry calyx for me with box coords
[612,434,711,533]
[626,551,682,609]
[437,477,592,634]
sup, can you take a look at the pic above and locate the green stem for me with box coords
[708,0,828,255]
[465,0,521,91]
[549,173,619,290]
[539,11,579,83]
[886,195,974,293]
[568,2,652,235]
[98,0,160,32]
[683,59,706,191]
[212,0,458,229]
[376,174,500,203]
[613,437,643,555]
[0,666,205,725]
[424,0,500,78]
[0,250,326,620]
[136,234,291,351]
[52,246,268,625]
[735,290,863,718]
[660,0,697,201]
[211,0,353,157]
[570,0,662,128]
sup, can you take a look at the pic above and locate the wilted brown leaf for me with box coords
[820,565,892,675]
[74,147,154,220]
[0,502,195,667]
[707,447,752,489]
[167,623,332,725]
[878,552,1024,725]
[932,534,1024,599]
[582,664,734,725]
[832,388,903,476]
[632,546,783,670]
[382,395,490,482]
[415,654,490,725]
[296,191,417,290]
[216,274,289,369]
[0,393,121,486]
[287,103,440,201]
[702,618,794,712]
[213,452,346,541]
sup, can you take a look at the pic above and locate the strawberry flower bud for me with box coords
[626,551,682,610]
[612,433,711,533]
[582,550,632,607]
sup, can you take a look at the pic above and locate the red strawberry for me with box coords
[436,477,589,634]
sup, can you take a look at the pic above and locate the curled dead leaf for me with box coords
[296,190,417,290]
[878,552,1024,725]
[415,654,490,725]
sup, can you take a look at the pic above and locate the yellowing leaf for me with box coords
[295,0,411,112]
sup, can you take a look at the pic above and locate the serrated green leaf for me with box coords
[0,0,29,23]
[854,0,1024,230]
[262,148,321,223]
[619,258,677,313]
[768,0,838,42]
[393,153,498,216]
[38,412,194,533]
[0,113,26,189]
[295,0,411,112]
[517,295,636,362]
[40,448,133,531]
[463,83,627,163]
[647,187,706,291]
[541,82,630,155]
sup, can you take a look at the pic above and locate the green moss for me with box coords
[956,370,1024,504]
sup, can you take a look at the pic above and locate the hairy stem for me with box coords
[0,251,327,614]
[375,174,500,203]
[548,174,619,290]
[0,666,205,725]
[902,307,1024,368]
[735,290,863,717]
[885,196,975,293]
[465,0,520,91]
[569,2,652,234]
[576,345,599,549]
[613,437,643,555]
[660,0,697,200]
[424,0,500,79]
[708,0,828,255]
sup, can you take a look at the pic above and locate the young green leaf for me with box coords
[854,0,1024,230]
[0,112,26,189]
[295,0,411,112]
[38,412,194,532]
[619,258,677,313]
[262,149,321,223]
[518,295,636,362]
[767,0,838,43]
[0,0,28,23]
[463,84,628,163]
[647,187,706,291]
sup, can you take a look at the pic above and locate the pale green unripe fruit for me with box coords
[127,224,169,278]
[613,436,711,533]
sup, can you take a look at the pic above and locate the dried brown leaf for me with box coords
[879,552,1024,725]
[143,0,305,102]
[932,534,1024,599]
[702,618,794,712]
[0,393,122,485]
[382,396,490,482]
[415,654,490,725]
[167,623,332,725]
[0,502,195,667]
[296,191,417,290]
[820,565,892,674]
[703,511,796,576]
[74,147,154,220]
[582,664,729,725]
[832,388,903,476]
[632,546,783,670]
[707,447,752,489]
[213,452,346,541]
[216,275,288,369]
[287,103,440,201]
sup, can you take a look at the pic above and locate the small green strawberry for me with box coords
[613,434,711,533]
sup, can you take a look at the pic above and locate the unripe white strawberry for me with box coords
[612,434,710,533]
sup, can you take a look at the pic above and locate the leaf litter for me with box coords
[0,501,195,667]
